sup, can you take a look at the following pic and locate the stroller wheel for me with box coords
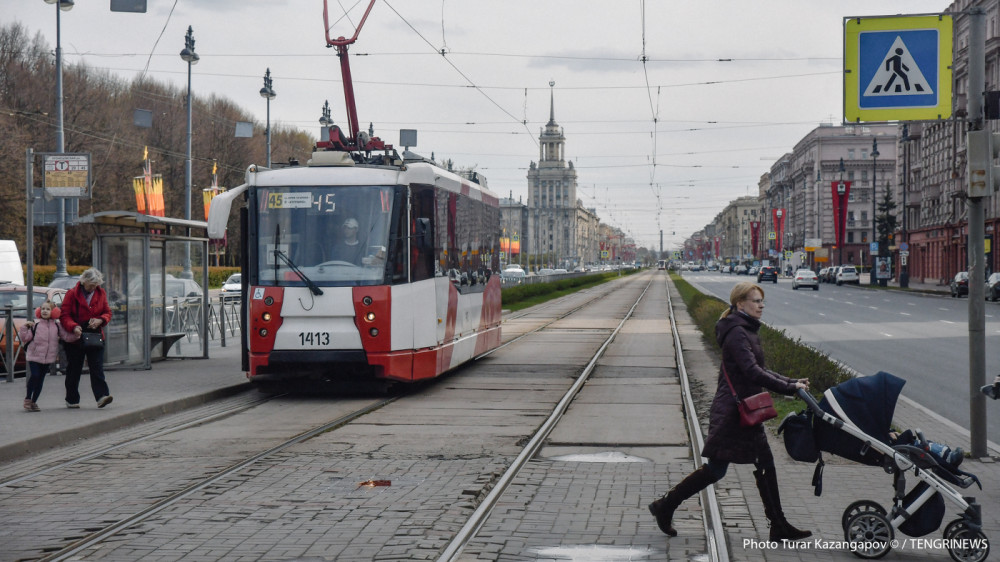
[841,500,887,532]
[943,519,990,562]
[844,511,893,559]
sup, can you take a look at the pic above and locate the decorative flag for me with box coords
[202,160,225,220]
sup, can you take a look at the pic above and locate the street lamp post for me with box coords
[179,26,199,279]
[45,0,74,278]
[870,137,879,285]
[259,68,276,168]
[838,158,847,267]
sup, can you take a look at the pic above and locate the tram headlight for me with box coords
[364,311,376,322]
[369,327,379,337]
[259,328,268,337]
[262,312,272,322]
[362,296,373,306]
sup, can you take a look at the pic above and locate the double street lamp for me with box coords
[319,100,332,128]
[44,0,74,278]
[259,68,276,168]
[180,25,199,279]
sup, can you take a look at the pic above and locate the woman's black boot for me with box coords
[648,465,717,536]
[753,467,812,541]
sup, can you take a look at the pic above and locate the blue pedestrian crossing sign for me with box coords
[844,15,952,122]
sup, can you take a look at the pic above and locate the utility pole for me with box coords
[965,8,987,458]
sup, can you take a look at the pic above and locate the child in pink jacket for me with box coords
[18,301,76,411]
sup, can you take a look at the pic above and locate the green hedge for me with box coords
[29,265,240,289]
[501,270,637,307]
[670,272,851,394]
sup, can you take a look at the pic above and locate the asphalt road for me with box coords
[681,270,1000,444]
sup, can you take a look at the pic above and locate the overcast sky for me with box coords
[14,0,950,251]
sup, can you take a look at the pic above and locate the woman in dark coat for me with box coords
[648,282,811,540]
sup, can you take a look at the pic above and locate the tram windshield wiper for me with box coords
[273,223,323,295]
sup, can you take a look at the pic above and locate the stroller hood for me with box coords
[815,371,906,465]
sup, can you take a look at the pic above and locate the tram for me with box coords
[207,0,502,385]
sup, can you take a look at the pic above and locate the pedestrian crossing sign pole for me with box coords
[844,14,952,122]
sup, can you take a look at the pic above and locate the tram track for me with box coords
[38,397,398,562]
[440,272,728,562]
[1,275,641,561]
[1,271,727,561]
[0,394,279,489]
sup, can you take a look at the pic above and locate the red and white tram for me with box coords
[208,0,501,386]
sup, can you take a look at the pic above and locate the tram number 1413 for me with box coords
[299,332,331,346]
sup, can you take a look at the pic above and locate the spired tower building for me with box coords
[527,82,579,269]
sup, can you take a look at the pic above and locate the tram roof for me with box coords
[246,161,499,206]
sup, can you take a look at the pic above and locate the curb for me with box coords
[0,382,252,462]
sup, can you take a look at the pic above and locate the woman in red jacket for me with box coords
[60,268,114,408]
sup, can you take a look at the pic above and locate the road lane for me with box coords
[682,271,1000,443]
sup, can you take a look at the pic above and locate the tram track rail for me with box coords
[39,396,398,562]
[0,394,278,489]
[442,272,728,561]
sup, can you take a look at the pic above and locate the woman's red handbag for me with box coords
[722,364,777,427]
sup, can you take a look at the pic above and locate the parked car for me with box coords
[791,269,819,291]
[817,267,830,283]
[735,264,748,275]
[951,271,970,298]
[756,266,778,283]
[987,272,1000,301]
[748,266,759,276]
[0,284,67,376]
[836,265,860,285]
[501,268,526,284]
[219,273,242,302]
[46,275,81,290]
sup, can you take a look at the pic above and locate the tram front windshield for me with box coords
[255,185,395,286]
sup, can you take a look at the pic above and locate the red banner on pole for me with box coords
[772,208,786,252]
[750,221,760,258]
[831,181,851,248]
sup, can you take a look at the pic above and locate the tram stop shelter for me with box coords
[76,211,210,369]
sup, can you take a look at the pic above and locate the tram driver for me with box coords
[330,217,366,265]
[329,217,384,267]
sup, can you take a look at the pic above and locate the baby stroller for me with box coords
[780,372,989,561]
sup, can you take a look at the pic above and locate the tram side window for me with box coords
[435,188,500,292]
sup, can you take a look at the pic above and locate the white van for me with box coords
[0,241,24,285]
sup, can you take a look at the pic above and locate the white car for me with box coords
[791,269,819,291]
[220,273,242,301]
[836,265,860,285]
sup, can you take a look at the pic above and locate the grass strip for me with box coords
[670,272,853,420]
[502,270,639,312]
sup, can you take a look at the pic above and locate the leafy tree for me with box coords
[875,181,897,252]
[0,21,316,268]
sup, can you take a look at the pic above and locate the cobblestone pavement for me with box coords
[1,272,996,561]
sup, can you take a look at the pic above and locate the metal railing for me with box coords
[1,305,27,382]
[1,297,243,381]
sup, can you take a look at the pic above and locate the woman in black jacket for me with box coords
[648,282,811,540]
